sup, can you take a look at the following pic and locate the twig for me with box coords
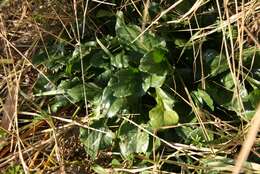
[233,104,260,174]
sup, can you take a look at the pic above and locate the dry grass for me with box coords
[233,104,260,173]
[0,1,84,173]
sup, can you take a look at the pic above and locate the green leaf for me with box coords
[111,159,121,167]
[209,54,229,76]
[221,73,234,89]
[247,89,260,109]
[174,38,193,48]
[149,105,179,129]
[179,126,214,145]
[118,122,149,157]
[155,88,175,110]
[210,56,229,76]
[116,11,166,53]
[108,68,145,97]
[58,78,80,90]
[90,50,110,69]
[111,51,129,68]
[142,73,166,91]
[238,46,260,65]
[149,105,164,129]
[205,81,248,113]
[34,89,65,97]
[80,120,114,159]
[201,90,214,111]
[32,49,48,65]
[67,83,102,103]
[34,74,52,93]
[43,50,68,72]
[203,49,219,64]
[96,37,114,59]
[67,85,85,102]
[96,9,114,18]
[51,96,69,112]
[71,42,96,62]
[33,43,66,66]
[93,87,114,118]
[115,11,126,31]
[93,87,126,118]
[163,110,179,126]
[106,98,125,117]
[246,72,260,89]
[95,69,112,85]
[92,165,109,174]
[244,110,256,121]
[149,88,179,129]
[193,89,214,111]
[139,48,168,76]
[206,81,233,107]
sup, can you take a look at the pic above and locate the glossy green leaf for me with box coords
[67,83,102,103]
[205,81,248,113]
[238,46,260,65]
[95,69,112,85]
[57,78,79,89]
[149,105,179,129]
[80,120,114,159]
[142,73,166,91]
[203,49,218,64]
[90,50,110,69]
[106,98,125,117]
[149,105,164,129]
[163,110,179,126]
[206,82,233,107]
[115,11,126,31]
[247,89,260,109]
[67,85,84,102]
[155,88,175,110]
[209,54,229,76]
[34,89,65,97]
[246,72,260,89]
[193,89,214,111]
[116,11,166,53]
[174,38,193,48]
[96,37,114,60]
[139,49,168,76]
[118,122,149,157]
[108,68,144,97]
[33,74,52,93]
[243,110,256,121]
[221,73,234,89]
[201,156,260,173]
[111,159,121,167]
[111,51,129,68]
[149,88,179,129]
[93,87,116,118]
[93,87,128,118]
[71,42,96,62]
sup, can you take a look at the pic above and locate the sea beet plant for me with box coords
[32,6,260,171]
[1,0,260,173]
[33,11,179,160]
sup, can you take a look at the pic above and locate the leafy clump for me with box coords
[29,1,260,172]
[33,11,179,160]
